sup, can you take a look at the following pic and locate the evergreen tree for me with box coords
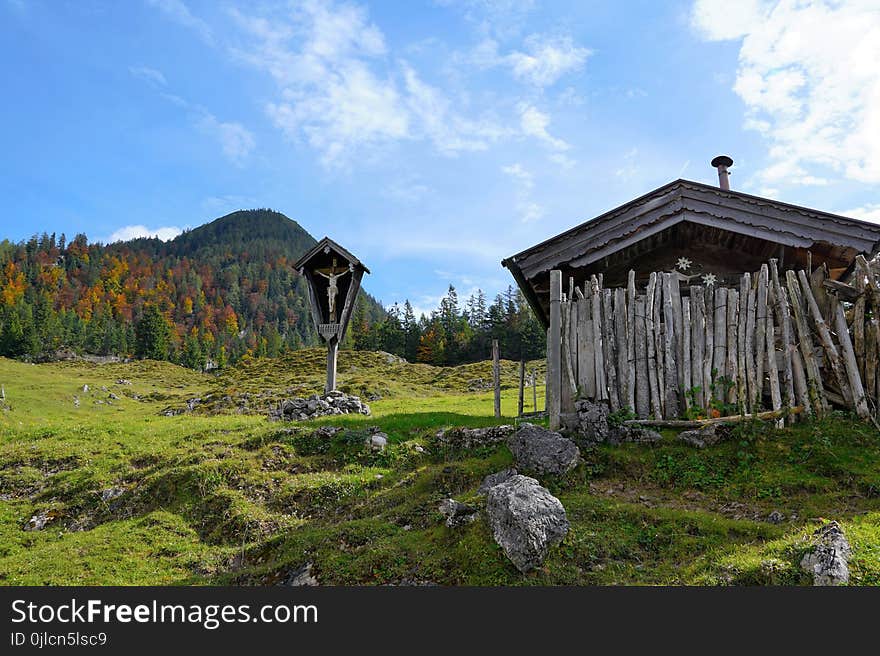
[135,305,172,360]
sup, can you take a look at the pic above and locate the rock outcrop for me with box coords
[800,521,851,586]
[270,391,371,421]
[434,425,515,450]
[506,424,580,476]
[485,474,569,573]
[438,498,478,527]
[562,400,662,447]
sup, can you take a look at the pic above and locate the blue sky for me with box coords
[2,0,879,316]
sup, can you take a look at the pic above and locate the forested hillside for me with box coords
[0,208,544,368]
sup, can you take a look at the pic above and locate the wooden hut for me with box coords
[503,161,880,329]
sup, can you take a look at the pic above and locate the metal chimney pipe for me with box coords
[711,155,733,190]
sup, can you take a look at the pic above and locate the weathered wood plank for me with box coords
[493,338,501,419]
[577,296,595,399]
[726,289,739,406]
[603,288,620,412]
[798,269,854,407]
[769,259,795,421]
[614,287,629,409]
[834,302,870,419]
[634,295,650,418]
[703,284,714,410]
[645,273,662,419]
[623,405,804,428]
[653,274,665,415]
[713,287,728,403]
[765,304,783,428]
[547,272,562,430]
[786,269,826,416]
[755,264,769,410]
[690,286,705,412]
[590,276,607,401]
[626,270,637,411]
[662,273,680,417]
[854,270,866,381]
[682,297,692,411]
[744,278,757,413]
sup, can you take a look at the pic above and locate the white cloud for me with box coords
[147,0,213,44]
[842,203,880,223]
[467,33,590,87]
[236,1,511,167]
[519,104,570,150]
[502,162,544,223]
[105,225,184,243]
[129,65,166,86]
[692,0,880,186]
[507,34,591,87]
[197,113,255,166]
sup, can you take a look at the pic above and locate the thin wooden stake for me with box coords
[755,264,769,410]
[614,287,629,409]
[518,359,525,416]
[590,276,606,402]
[645,273,662,419]
[786,269,826,416]
[634,295,650,418]
[662,273,680,417]
[690,285,705,413]
[603,288,620,412]
[626,270,637,411]
[834,302,870,419]
[682,297,692,411]
[703,284,715,411]
[493,338,501,419]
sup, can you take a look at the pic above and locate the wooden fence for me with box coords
[546,256,880,428]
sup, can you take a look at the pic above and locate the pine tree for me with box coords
[135,305,172,360]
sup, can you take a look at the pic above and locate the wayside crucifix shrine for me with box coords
[294,237,370,393]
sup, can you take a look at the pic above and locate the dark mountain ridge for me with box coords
[0,209,386,367]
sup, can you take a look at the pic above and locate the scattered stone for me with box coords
[73,396,80,408]
[413,444,425,454]
[562,400,661,447]
[800,521,851,586]
[100,487,125,502]
[486,474,569,573]
[311,426,344,440]
[767,510,785,524]
[108,392,120,401]
[506,423,580,476]
[434,425,515,450]
[477,468,518,496]
[282,562,319,586]
[369,432,388,450]
[607,426,662,445]
[116,379,132,385]
[81,384,89,393]
[677,424,722,449]
[438,498,478,527]
[100,386,108,392]
[24,510,58,531]
[269,392,371,421]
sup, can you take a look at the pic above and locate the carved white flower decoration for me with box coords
[702,273,717,286]
[676,257,692,271]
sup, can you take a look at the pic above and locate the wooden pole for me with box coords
[590,276,606,402]
[765,302,783,428]
[531,369,538,412]
[614,287,629,409]
[626,270,637,411]
[786,269,826,416]
[645,273,662,419]
[713,287,728,401]
[518,359,525,416]
[690,286,705,413]
[834,302,870,418]
[578,296,594,398]
[769,259,795,421]
[634,295,649,418]
[548,271,562,430]
[662,273,680,417]
[603,288,620,412]
[325,338,339,393]
[744,278,757,413]
[493,339,501,419]
[623,405,804,428]
[682,297,692,411]
[798,269,854,407]
[653,274,665,415]
[703,284,715,410]
[754,264,769,410]
[726,289,739,405]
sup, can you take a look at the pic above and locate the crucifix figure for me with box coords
[315,257,352,322]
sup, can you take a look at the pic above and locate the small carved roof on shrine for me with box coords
[294,236,370,274]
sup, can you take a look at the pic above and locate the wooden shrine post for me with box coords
[294,237,370,394]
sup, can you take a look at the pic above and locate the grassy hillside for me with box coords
[0,352,879,585]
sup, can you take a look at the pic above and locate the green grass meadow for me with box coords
[1,349,879,585]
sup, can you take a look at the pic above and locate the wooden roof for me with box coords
[503,179,880,326]
[294,236,370,274]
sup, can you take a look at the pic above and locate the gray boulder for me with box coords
[506,423,580,476]
[486,474,569,573]
[477,468,518,495]
[438,498,478,527]
[800,521,851,586]
[608,425,662,445]
[369,432,389,451]
[677,424,721,448]
[563,400,660,447]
